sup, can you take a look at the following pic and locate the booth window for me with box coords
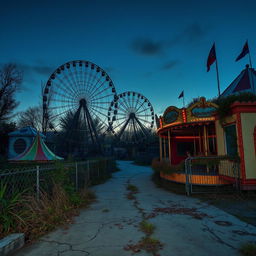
[224,124,238,157]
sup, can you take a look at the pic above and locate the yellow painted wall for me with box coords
[241,113,256,179]
[215,115,236,156]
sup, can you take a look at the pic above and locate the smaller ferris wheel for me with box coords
[108,91,154,144]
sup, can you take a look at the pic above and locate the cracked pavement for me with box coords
[15,161,256,256]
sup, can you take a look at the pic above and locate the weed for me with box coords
[239,243,256,256]
[139,220,155,235]
[127,193,136,200]
[127,184,139,193]
[124,236,163,255]
[0,183,26,234]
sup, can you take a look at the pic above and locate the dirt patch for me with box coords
[145,207,211,220]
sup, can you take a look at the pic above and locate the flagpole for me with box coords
[183,94,185,108]
[247,40,255,93]
[215,57,221,97]
[248,41,253,68]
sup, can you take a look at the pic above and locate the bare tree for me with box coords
[0,64,22,121]
[17,106,43,131]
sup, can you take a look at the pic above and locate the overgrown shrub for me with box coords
[215,92,256,121]
[151,158,184,175]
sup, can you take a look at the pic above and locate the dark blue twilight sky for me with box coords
[1,0,256,115]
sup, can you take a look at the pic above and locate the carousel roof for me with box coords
[220,65,256,97]
[10,133,63,161]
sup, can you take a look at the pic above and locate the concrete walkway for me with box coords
[15,161,256,256]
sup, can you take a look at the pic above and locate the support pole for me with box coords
[168,130,171,164]
[203,125,208,156]
[75,162,78,191]
[36,166,40,200]
[163,137,166,160]
[215,59,221,97]
[159,136,162,162]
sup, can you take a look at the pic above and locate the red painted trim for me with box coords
[230,102,256,114]
[219,175,237,182]
[222,121,236,127]
[236,113,246,180]
[254,127,256,155]
[240,179,256,185]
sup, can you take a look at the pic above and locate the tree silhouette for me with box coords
[0,64,22,121]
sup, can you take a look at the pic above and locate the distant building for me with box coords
[8,126,45,159]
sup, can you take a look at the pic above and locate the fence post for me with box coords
[75,162,78,191]
[87,161,90,183]
[36,166,40,200]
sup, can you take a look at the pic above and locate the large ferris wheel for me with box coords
[42,60,117,153]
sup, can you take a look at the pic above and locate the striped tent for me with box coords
[11,133,63,161]
[220,65,256,97]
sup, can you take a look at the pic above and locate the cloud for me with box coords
[131,23,207,57]
[161,60,180,70]
[168,23,207,46]
[19,64,53,76]
[131,38,164,56]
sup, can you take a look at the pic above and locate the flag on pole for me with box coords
[235,41,249,62]
[207,43,216,72]
[178,90,184,99]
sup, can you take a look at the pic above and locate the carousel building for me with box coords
[157,65,256,190]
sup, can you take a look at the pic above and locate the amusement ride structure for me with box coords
[42,60,155,155]
[108,91,154,144]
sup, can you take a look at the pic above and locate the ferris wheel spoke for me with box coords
[136,113,153,117]
[112,118,127,130]
[118,98,130,112]
[90,104,109,112]
[113,116,127,122]
[86,71,98,94]
[90,106,109,119]
[136,116,152,125]
[49,108,76,120]
[91,101,112,105]
[133,95,142,110]
[135,101,146,113]
[56,73,78,98]
[89,77,106,97]
[114,111,127,116]
[115,105,128,114]
[121,97,131,110]
[83,71,94,94]
[93,93,115,101]
[49,98,78,104]
[136,107,151,115]
[49,89,77,102]
[90,83,110,101]
[52,78,78,99]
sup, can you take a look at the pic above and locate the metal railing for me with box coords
[185,156,240,195]
[0,158,114,199]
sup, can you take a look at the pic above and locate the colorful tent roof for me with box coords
[220,65,256,98]
[8,126,45,138]
[10,133,63,161]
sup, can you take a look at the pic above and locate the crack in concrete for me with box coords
[39,239,90,256]
[202,224,236,250]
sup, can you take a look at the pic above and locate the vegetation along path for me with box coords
[15,161,256,256]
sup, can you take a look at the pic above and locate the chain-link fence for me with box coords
[0,158,115,199]
[185,156,240,195]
